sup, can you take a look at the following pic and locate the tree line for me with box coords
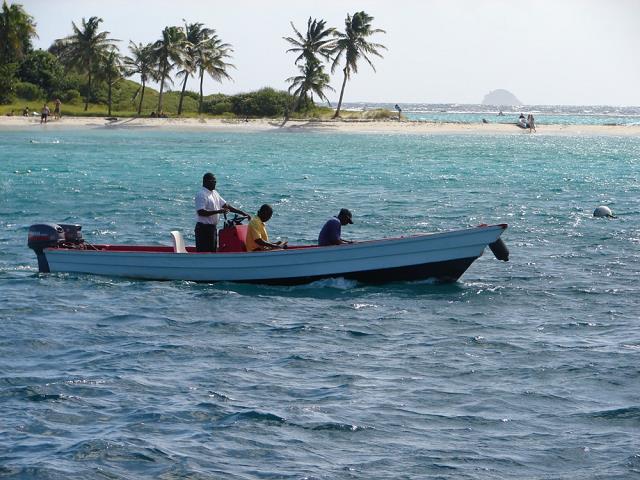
[0,1,385,118]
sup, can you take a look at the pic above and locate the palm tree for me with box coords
[175,22,214,115]
[124,41,157,115]
[331,11,386,118]
[151,26,186,114]
[0,0,37,64]
[195,35,234,114]
[283,17,334,67]
[98,48,124,116]
[283,17,334,121]
[56,17,118,111]
[286,60,334,112]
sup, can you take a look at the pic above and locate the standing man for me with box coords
[318,208,354,246]
[40,104,50,124]
[527,113,536,133]
[195,172,249,252]
[53,98,62,120]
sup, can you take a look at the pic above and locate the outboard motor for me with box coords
[489,238,509,262]
[59,224,83,244]
[27,223,65,272]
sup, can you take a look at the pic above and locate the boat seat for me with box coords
[170,230,187,253]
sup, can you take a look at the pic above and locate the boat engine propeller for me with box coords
[489,238,509,262]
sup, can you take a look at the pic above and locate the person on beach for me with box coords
[527,114,536,133]
[53,98,61,120]
[195,172,250,252]
[394,104,402,120]
[517,113,527,129]
[40,104,50,124]
[318,209,354,246]
[245,204,287,252]
[23,106,29,117]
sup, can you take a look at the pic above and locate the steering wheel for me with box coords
[223,213,249,228]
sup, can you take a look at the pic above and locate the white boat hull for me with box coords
[39,225,507,285]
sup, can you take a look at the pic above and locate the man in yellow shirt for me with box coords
[245,204,287,252]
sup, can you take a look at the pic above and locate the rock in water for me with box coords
[482,89,522,106]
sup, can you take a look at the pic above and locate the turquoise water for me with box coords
[404,112,640,126]
[1,127,640,478]
[343,102,640,125]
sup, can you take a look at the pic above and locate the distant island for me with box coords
[482,89,522,106]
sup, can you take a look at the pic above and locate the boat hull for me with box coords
[40,224,507,285]
[242,256,478,286]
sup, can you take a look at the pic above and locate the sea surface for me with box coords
[344,102,640,126]
[1,126,639,479]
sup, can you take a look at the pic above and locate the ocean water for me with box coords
[1,127,639,479]
[343,102,640,126]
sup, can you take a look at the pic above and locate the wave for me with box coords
[303,277,359,289]
[342,102,640,116]
[65,439,169,462]
[309,422,370,431]
[29,139,60,144]
[3,385,69,403]
[207,391,233,401]
[582,406,640,422]
[213,409,370,434]
[345,329,374,337]
[216,410,287,426]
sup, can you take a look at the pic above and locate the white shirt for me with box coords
[195,187,226,225]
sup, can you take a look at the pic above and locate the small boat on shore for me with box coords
[27,222,509,285]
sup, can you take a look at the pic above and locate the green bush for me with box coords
[230,88,291,117]
[0,63,19,104]
[364,108,393,120]
[62,89,81,104]
[182,90,199,101]
[202,99,232,115]
[210,101,232,115]
[14,81,43,100]
[58,73,82,94]
[202,94,232,115]
[18,50,66,97]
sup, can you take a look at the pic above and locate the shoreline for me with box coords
[1,115,639,136]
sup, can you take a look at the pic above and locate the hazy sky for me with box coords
[18,0,640,106]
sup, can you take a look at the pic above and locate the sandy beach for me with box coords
[1,115,639,136]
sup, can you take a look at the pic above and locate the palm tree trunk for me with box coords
[138,81,146,116]
[333,67,349,119]
[198,71,204,114]
[281,89,304,127]
[107,80,112,116]
[84,69,92,112]
[292,88,306,114]
[157,62,167,113]
[177,74,188,115]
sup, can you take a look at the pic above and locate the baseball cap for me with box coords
[339,208,353,224]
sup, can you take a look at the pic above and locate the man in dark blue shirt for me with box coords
[318,208,354,246]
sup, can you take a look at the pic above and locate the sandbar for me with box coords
[1,115,639,136]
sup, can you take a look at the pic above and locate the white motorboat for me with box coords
[27,222,509,285]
